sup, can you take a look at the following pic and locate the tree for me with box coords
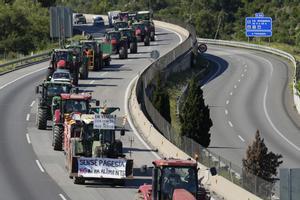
[152,74,171,123]
[242,130,283,183]
[180,76,212,148]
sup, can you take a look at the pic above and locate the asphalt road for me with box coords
[0,26,183,200]
[202,45,300,171]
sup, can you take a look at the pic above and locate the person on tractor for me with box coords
[162,168,182,200]
[57,60,66,68]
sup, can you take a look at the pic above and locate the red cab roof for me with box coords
[60,93,92,100]
[153,158,197,167]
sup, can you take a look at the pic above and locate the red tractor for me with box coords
[105,30,128,59]
[51,92,99,151]
[132,22,150,46]
[137,158,216,200]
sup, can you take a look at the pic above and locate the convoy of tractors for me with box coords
[34,10,214,200]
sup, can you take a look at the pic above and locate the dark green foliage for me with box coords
[243,130,283,183]
[180,76,212,148]
[152,74,171,123]
[0,0,50,56]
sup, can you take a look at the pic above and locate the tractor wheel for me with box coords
[144,36,150,46]
[74,177,85,184]
[73,73,79,86]
[150,32,155,41]
[37,107,47,130]
[81,66,88,80]
[53,125,63,151]
[119,47,126,59]
[114,179,125,186]
[115,140,123,156]
[130,42,138,54]
[104,59,110,66]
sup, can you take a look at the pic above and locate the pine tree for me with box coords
[152,74,171,123]
[242,130,283,183]
[180,76,212,148]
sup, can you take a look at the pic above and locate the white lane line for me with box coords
[125,75,160,159]
[59,194,67,200]
[226,100,229,105]
[89,80,95,84]
[230,92,233,96]
[238,79,241,82]
[238,135,245,142]
[26,133,31,144]
[241,74,244,77]
[234,85,237,89]
[100,72,108,76]
[26,114,30,121]
[30,100,35,107]
[244,69,247,72]
[0,67,47,90]
[225,109,228,115]
[244,64,247,68]
[161,28,183,44]
[228,121,233,127]
[35,160,45,173]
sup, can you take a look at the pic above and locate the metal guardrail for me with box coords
[0,51,50,75]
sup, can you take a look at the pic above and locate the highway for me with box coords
[202,45,300,170]
[0,26,184,200]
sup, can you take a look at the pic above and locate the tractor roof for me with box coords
[60,93,92,100]
[44,80,72,85]
[54,49,73,52]
[153,158,197,167]
[138,11,150,14]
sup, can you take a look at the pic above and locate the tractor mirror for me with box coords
[35,86,39,94]
[210,167,217,176]
[120,129,125,136]
[96,100,100,107]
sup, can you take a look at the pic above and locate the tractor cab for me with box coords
[119,28,138,53]
[138,158,216,200]
[114,21,129,31]
[137,10,152,21]
[50,49,74,69]
[105,31,128,58]
[118,12,129,22]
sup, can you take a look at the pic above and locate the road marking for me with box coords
[35,160,45,173]
[226,100,229,105]
[244,69,247,72]
[238,135,245,142]
[244,64,247,68]
[228,121,233,127]
[89,80,95,84]
[125,75,160,159]
[225,109,228,115]
[59,194,67,200]
[100,72,108,76]
[26,133,31,144]
[234,85,237,89]
[163,28,183,43]
[0,67,47,90]
[30,100,35,107]
[230,92,233,96]
[26,114,30,121]
[238,79,241,82]
[241,74,244,77]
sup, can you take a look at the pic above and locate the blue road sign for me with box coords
[246,31,272,37]
[245,17,272,37]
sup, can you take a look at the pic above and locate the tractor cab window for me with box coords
[121,30,132,38]
[64,100,88,113]
[99,130,114,144]
[108,32,121,40]
[160,167,197,200]
[47,84,70,96]
[54,51,71,62]
[83,124,99,141]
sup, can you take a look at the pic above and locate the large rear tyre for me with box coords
[144,36,150,46]
[150,32,155,41]
[37,107,47,130]
[53,125,63,151]
[130,42,138,54]
[104,59,110,66]
[119,47,127,59]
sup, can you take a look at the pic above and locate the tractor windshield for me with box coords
[137,13,150,21]
[121,30,133,38]
[115,22,128,30]
[99,130,114,144]
[47,84,71,96]
[108,32,121,40]
[64,99,88,113]
[159,167,197,200]
[133,23,145,30]
[54,51,72,62]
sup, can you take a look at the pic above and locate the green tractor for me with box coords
[79,40,112,71]
[119,28,138,54]
[114,21,129,31]
[105,30,128,59]
[48,49,80,85]
[65,44,89,80]
[35,81,73,130]
[51,92,99,151]
[132,22,150,46]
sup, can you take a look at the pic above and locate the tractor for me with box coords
[114,21,129,31]
[119,28,138,54]
[132,22,150,46]
[51,92,99,151]
[137,11,155,41]
[48,49,80,85]
[105,30,128,59]
[137,158,217,200]
[63,109,133,185]
[118,11,129,22]
[79,40,112,71]
[35,81,73,130]
[65,44,89,80]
